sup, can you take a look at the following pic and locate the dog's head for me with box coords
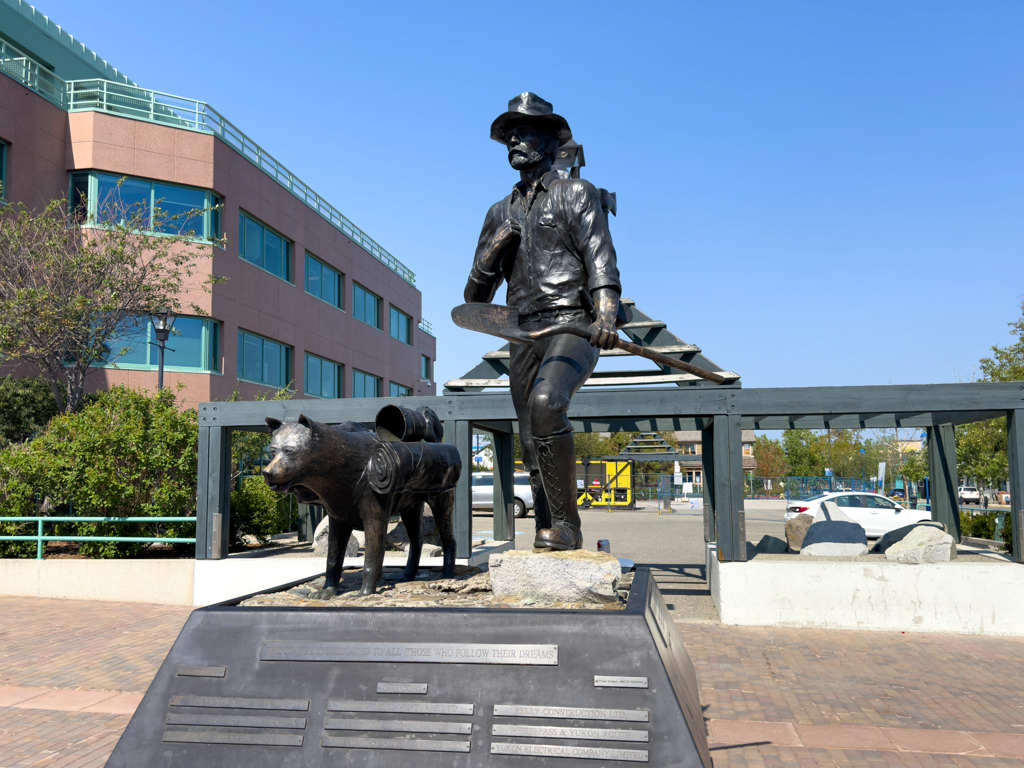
[262,415,320,493]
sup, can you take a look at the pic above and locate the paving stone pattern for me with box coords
[2,595,1024,766]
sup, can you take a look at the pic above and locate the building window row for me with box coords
[353,283,381,329]
[99,315,220,373]
[305,252,344,310]
[421,354,431,381]
[70,172,221,241]
[389,306,412,345]
[353,369,381,399]
[239,211,291,282]
[389,382,411,397]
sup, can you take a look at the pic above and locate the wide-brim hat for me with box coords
[490,92,572,145]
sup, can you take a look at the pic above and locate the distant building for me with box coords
[0,0,435,408]
[670,430,757,486]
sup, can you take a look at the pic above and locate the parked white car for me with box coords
[783,491,933,537]
[958,486,981,505]
[471,472,534,518]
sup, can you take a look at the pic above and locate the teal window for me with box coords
[0,139,7,201]
[237,330,291,387]
[353,283,381,329]
[305,253,343,309]
[99,316,220,372]
[304,353,342,398]
[69,172,221,241]
[353,369,381,398]
[389,306,412,344]
[238,211,291,281]
[389,382,411,397]
[421,355,431,380]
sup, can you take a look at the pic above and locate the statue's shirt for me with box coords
[468,170,620,316]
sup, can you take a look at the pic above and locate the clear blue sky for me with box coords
[37,0,1024,389]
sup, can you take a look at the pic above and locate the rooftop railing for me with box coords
[0,43,417,286]
[418,319,434,336]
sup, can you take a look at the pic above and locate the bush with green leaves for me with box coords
[229,476,293,548]
[959,511,997,540]
[0,386,197,557]
[0,375,59,447]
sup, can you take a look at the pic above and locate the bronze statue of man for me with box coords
[464,93,621,551]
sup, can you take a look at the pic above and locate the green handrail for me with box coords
[0,516,197,560]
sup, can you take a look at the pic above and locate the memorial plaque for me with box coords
[376,682,428,694]
[162,732,303,747]
[493,704,649,722]
[176,665,226,678]
[325,718,472,735]
[321,736,471,753]
[492,723,649,742]
[595,675,649,688]
[107,568,711,768]
[262,641,557,665]
[169,695,309,711]
[165,714,307,729]
[328,700,474,715]
[491,742,648,762]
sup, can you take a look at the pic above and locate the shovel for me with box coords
[451,303,728,385]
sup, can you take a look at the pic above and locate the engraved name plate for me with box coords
[169,695,309,711]
[165,714,307,729]
[322,736,471,753]
[328,700,474,716]
[493,705,649,723]
[492,743,648,762]
[594,676,649,689]
[162,731,303,747]
[325,718,471,735]
[175,665,226,678]
[377,682,428,694]
[262,642,557,665]
[492,724,649,742]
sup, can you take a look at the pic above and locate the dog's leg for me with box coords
[360,494,387,596]
[432,490,457,578]
[309,515,352,600]
[399,494,423,582]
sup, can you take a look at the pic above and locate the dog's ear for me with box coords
[298,414,320,436]
[265,417,283,432]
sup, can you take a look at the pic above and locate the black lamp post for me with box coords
[149,310,176,390]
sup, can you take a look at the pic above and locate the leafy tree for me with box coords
[225,384,295,483]
[979,299,1024,382]
[752,435,787,477]
[0,375,59,446]
[0,188,224,413]
[782,430,824,477]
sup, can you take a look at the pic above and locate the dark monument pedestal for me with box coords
[107,568,711,767]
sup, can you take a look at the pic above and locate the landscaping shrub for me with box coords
[959,511,997,540]
[0,375,59,446]
[229,476,292,548]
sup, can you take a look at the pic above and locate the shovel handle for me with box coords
[531,325,728,385]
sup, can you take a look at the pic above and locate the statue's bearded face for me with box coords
[507,123,558,170]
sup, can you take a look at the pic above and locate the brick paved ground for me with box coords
[1,596,1023,766]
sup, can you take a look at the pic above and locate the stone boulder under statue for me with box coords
[800,502,868,557]
[489,550,621,604]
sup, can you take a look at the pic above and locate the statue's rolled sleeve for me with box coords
[570,181,621,295]
[464,200,507,304]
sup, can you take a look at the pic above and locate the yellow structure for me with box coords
[576,459,635,509]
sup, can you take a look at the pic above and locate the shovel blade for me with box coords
[451,303,533,345]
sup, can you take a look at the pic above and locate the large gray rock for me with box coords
[801,502,868,557]
[885,526,957,563]
[489,550,621,604]
[872,521,945,553]
[785,514,815,552]
[386,505,441,550]
[755,535,788,554]
[312,516,360,558]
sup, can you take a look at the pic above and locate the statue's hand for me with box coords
[490,220,520,251]
[587,318,618,350]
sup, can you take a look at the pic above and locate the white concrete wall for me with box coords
[0,559,194,605]
[710,554,1024,636]
[192,559,322,606]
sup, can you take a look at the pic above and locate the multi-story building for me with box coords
[0,0,435,409]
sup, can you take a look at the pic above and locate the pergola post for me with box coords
[704,414,746,562]
[195,425,231,559]
[446,419,474,559]
[490,424,516,542]
[1006,409,1024,563]
[701,420,716,543]
[927,424,960,542]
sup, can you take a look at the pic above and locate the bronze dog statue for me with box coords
[262,405,460,598]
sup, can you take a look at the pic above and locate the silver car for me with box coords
[471,472,534,518]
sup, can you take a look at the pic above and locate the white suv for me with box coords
[958,486,981,506]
